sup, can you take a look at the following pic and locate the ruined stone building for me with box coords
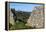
[8,5,44,29]
[26,6,44,28]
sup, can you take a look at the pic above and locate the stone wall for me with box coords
[26,6,44,28]
[9,9,15,25]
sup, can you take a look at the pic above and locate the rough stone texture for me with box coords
[9,9,15,25]
[26,6,44,28]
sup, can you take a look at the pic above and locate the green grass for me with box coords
[9,20,34,30]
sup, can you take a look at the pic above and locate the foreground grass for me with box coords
[9,21,34,30]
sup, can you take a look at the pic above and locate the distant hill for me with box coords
[15,10,31,22]
[15,11,31,16]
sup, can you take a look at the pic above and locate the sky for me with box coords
[8,3,43,12]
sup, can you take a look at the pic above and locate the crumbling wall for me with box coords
[26,6,44,28]
[9,9,15,25]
